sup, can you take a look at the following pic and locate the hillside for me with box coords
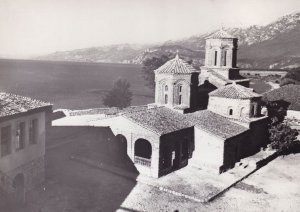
[37,12,300,69]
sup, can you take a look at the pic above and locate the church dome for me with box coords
[209,83,261,99]
[154,54,197,74]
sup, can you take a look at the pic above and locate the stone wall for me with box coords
[204,38,238,68]
[191,127,225,172]
[0,110,48,194]
[287,110,300,120]
[0,111,46,173]
[99,116,161,178]
[208,97,261,119]
[155,73,192,109]
[208,97,251,119]
[0,156,45,193]
[159,128,194,176]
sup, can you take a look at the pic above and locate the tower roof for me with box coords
[207,29,236,39]
[209,83,261,99]
[154,53,197,74]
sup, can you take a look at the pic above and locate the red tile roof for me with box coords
[154,54,197,74]
[0,92,51,118]
[186,110,249,139]
[207,29,236,39]
[122,106,248,139]
[209,83,261,99]
[122,107,194,135]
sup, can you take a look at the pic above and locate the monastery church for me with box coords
[92,30,269,178]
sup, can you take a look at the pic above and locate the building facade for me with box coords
[92,30,269,178]
[0,93,52,197]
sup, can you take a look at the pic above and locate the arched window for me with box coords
[162,83,168,105]
[229,108,233,115]
[214,51,218,66]
[240,107,245,117]
[178,85,183,105]
[224,50,227,66]
[251,105,256,117]
[134,139,152,167]
[165,94,168,104]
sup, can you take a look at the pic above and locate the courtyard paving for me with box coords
[1,126,299,212]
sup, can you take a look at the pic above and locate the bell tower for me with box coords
[199,29,249,88]
[204,30,238,69]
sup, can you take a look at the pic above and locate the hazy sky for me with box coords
[1,0,300,58]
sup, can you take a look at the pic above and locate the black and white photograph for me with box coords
[0,0,300,211]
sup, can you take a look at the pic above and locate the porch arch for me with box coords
[134,139,152,167]
[134,139,152,159]
[115,134,128,156]
[12,173,25,203]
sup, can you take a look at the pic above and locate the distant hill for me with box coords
[36,11,300,69]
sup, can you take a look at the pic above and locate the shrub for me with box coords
[280,78,296,87]
[102,78,132,109]
[268,122,299,154]
[141,55,171,89]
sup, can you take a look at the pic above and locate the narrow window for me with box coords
[251,105,256,117]
[29,119,38,144]
[224,50,227,66]
[229,109,233,115]
[16,122,26,150]
[214,51,218,66]
[179,95,182,105]
[165,85,168,92]
[1,126,11,157]
[179,85,182,92]
[164,94,168,104]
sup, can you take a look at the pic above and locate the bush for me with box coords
[280,78,296,87]
[102,78,132,109]
[141,55,172,89]
[268,123,299,153]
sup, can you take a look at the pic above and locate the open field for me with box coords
[0,59,272,110]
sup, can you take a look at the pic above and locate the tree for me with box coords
[262,100,289,124]
[280,68,300,87]
[268,122,299,154]
[263,99,300,154]
[141,55,171,89]
[102,78,132,109]
[280,78,296,87]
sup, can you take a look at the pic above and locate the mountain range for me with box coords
[36,11,300,69]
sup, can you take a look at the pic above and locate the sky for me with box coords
[0,0,300,58]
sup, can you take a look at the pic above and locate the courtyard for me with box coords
[1,126,299,212]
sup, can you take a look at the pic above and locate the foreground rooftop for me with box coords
[0,92,51,119]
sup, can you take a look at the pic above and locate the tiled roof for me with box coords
[122,106,248,139]
[154,54,197,74]
[69,105,148,116]
[209,83,261,99]
[122,107,194,135]
[207,29,236,39]
[0,92,51,118]
[262,84,300,111]
[187,110,249,139]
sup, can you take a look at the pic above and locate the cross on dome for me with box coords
[175,50,179,59]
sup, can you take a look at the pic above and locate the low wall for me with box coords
[287,110,300,120]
